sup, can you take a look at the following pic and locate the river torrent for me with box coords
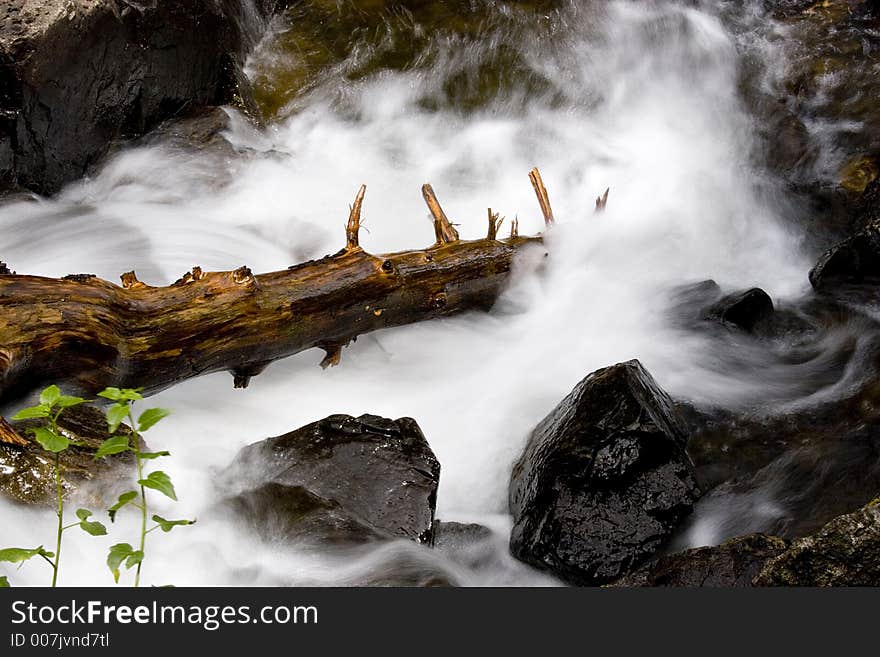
[2,0,878,586]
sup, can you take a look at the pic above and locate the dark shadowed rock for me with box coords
[0,405,135,506]
[705,288,774,333]
[509,360,700,586]
[612,534,788,587]
[754,497,880,586]
[670,281,803,338]
[223,414,441,546]
[144,107,235,155]
[0,0,288,194]
[809,220,880,289]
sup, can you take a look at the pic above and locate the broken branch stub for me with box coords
[487,208,504,241]
[421,184,460,245]
[346,184,366,252]
[529,167,554,226]
[595,187,610,212]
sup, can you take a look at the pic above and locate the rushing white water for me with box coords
[0,1,824,585]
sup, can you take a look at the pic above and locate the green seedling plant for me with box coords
[0,385,107,586]
[95,387,193,586]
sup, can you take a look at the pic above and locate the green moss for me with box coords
[247,0,565,121]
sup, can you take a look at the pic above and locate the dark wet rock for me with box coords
[612,534,789,587]
[754,498,880,586]
[852,175,880,231]
[705,288,774,333]
[0,1,288,194]
[670,281,813,339]
[0,404,135,506]
[809,220,880,289]
[143,107,235,156]
[509,360,700,586]
[223,414,441,546]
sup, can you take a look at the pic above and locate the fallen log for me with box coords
[0,171,573,405]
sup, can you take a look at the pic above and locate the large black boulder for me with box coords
[509,360,700,585]
[0,0,289,194]
[222,414,441,546]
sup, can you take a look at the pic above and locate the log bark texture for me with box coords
[0,217,542,403]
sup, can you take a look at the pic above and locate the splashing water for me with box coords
[0,1,834,585]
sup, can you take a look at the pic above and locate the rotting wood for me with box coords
[0,416,27,446]
[0,169,604,402]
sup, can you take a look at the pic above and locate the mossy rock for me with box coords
[754,497,880,586]
[0,405,136,507]
[248,0,565,120]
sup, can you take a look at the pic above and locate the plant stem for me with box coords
[52,451,62,587]
[131,411,146,588]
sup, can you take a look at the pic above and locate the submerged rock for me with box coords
[509,360,700,586]
[705,288,775,333]
[432,521,494,550]
[0,0,286,194]
[226,482,388,546]
[754,497,880,586]
[612,534,789,587]
[0,405,135,506]
[223,414,441,546]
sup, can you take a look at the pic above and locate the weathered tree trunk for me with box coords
[0,179,553,404]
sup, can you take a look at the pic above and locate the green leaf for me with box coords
[95,434,130,459]
[120,389,144,402]
[98,387,123,401]
[79,520,108,536]
[100,388,143,402]
[0,575,9,587]
[138,408,170,432]
[33,427,69,453]
[56,395,86,409]
[106,404,130,434]
[139,451,170,460]
[11,405,49,420]
[138,471,176,500]
[108,491,138,522]
[39,385,61,407]
[124,551,144,570]
[73,508,107,535]
[152,515,195,533]
[107,543,134,583]
[0,546,53,563]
